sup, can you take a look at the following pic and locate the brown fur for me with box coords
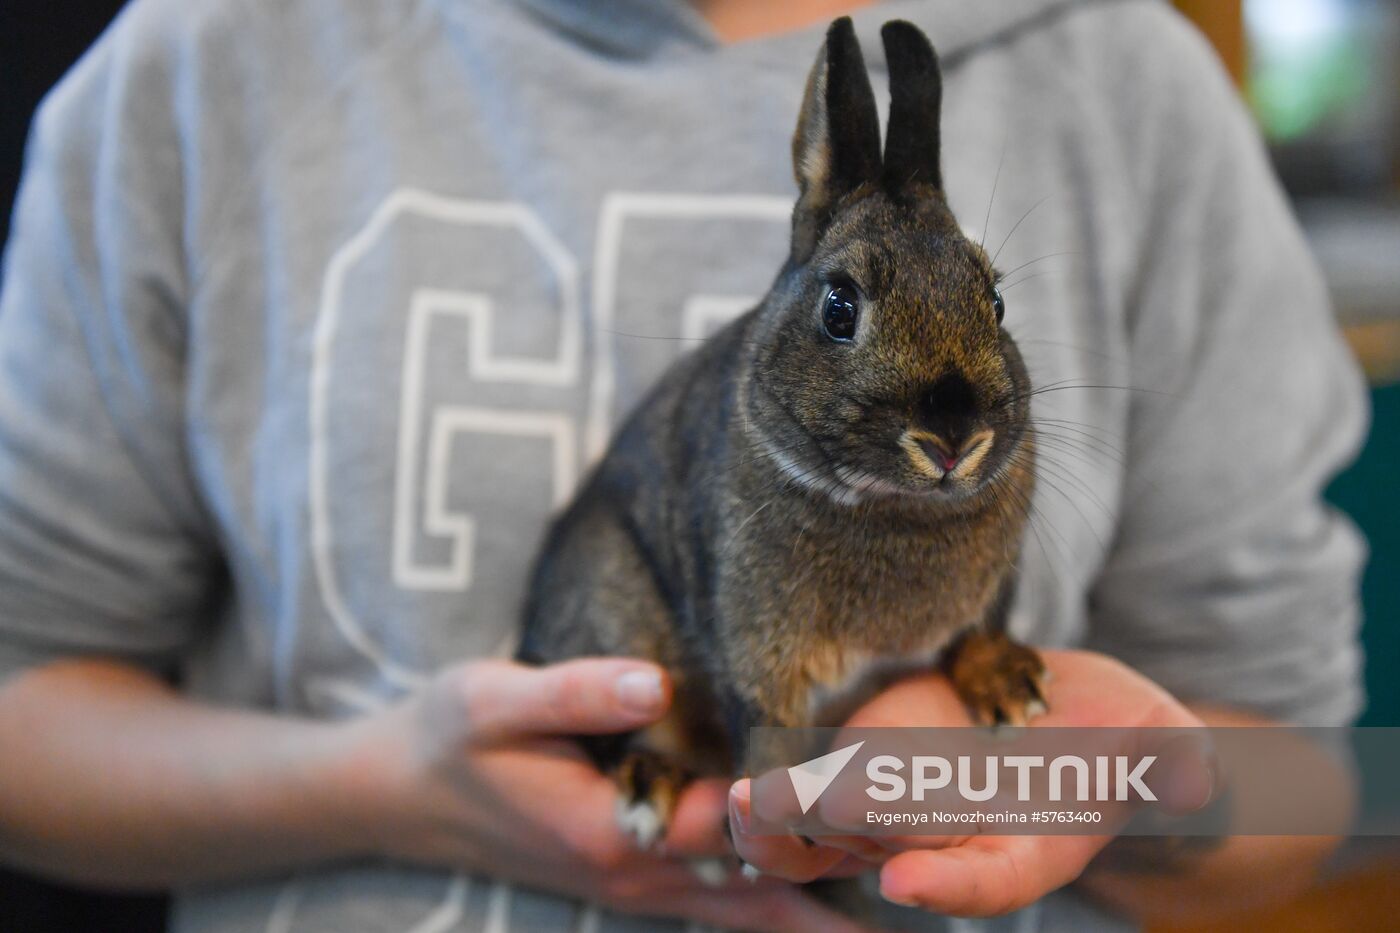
[518,18,1046,844]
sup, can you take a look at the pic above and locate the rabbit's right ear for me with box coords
[790,17,881,262]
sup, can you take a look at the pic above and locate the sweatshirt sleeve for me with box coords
[1083,6,1369,726]
[0,4,220,683]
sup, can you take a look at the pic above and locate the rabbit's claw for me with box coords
[613,749,688,850]
[944,629,1049,728]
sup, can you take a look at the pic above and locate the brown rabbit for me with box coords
[518,17,1045,847]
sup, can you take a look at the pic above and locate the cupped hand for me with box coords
[730,649,1212,916]
[336,658,874,932]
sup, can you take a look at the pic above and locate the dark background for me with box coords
[0,0,128,249]
[1,8,167,932]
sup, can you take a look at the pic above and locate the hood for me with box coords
[511,0,1113,62]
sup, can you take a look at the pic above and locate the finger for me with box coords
[736,771,880,867]
[664,777,734,858]
[468,743,649,866]
[800,834,892,862]
[870,834,969,853]
[824,853,881,878]
[731,826,849,884]
[878,834,1109,917]
[1135,731,1217,816]
[814,774,972,854]
[729,781,849,882]
[444,658,670,743]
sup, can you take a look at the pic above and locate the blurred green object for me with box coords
[1245,0,1376,143]
[1250,35,1367,142]
[1327,382,1400,726]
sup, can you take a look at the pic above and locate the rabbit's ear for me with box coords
[791,17,881,260]
[880,20,943,195]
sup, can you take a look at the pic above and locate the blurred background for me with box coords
[1161,2,1400,930]
[0,0,1396,930]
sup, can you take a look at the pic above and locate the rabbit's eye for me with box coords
[823,285,860,342]
[991,286,1005,323]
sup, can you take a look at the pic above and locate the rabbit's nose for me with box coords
[915,372,978,435]
[918,436,963,472]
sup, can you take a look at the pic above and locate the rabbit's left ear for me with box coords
[880,20,944,195]
[791,17,882,261]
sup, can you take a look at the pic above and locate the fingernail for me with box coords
[881,883,920,908]
[615,669,664,715]
[1158,734,1219,813]
[1203,753,1220,806]
[880,867,922,907]
[729,781,752,835]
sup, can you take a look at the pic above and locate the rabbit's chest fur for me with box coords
[714,446,1029,727]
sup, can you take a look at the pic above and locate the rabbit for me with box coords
[518,17,1046,849]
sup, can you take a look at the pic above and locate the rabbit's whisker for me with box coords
[1005,379,1174,408]
[990,195,1052,269]
[1012,465,1076,567]
[1025,383,1173,403]
[1015,337,1124,365]
[1031,428,1125,468]
[1031,421,1120,448]
[995,467,1066,585]
[1029,437,1105,487]
[1027,453,1113,547]
[978,135,1008,254]
[1000,270,1053,293]
[1030,416,1124,443]
[602,328,707,342]
[703,436,819,483]
[996,250,1079,282]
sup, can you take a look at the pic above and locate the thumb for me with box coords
[439,658,670,744]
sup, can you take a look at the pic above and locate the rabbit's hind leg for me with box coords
[524,495,729,855]
[607,679,732,852]
[612,744,690,850]
[607,728,739,886]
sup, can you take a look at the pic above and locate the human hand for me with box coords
[335,658,874,931]
[729,649,1213,916]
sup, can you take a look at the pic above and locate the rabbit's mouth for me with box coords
[828,426,998,502]
[901,427,996,482]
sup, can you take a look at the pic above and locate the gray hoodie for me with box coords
[0,0,1367,930]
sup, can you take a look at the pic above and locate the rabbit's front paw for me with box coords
[945,629,1048,727]
[612,748,689,850]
